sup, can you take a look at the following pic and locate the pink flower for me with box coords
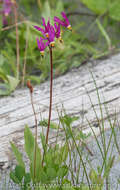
[50,23,61,39]
[47,29,55,47]
[34,18,51,38]
[54,12,72,30]
[36,37,49,56]
[1,0,14,26]
[34,12,71,53]
[34,17,56,48]
[3,0,12,16]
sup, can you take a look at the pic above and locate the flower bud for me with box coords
[27,80,33,93]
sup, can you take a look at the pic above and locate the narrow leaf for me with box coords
[10,142,25,169]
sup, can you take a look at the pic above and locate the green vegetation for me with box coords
[7,75,120,190]
[0,1,120,189]
[0,0,120,95]
[9,98,120,190]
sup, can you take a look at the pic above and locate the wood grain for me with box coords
[0,54,120,168]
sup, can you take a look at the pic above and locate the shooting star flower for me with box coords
[36,37,49,56]
[54,12,72,30]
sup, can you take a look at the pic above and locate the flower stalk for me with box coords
[45,46,53,144]
[34,11,72,166]
[27,80,38,181]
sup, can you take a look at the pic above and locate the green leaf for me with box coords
[59,143,68,164]
[96,19,111,49]
[24,126,42,182]
[54,1,64,18]
[79,184,89,190]
[10,142,25,169]
[0,69,19,95]
[109,0,120,21]
[0,68,9,82]
[0,83,10,96]
[39,119,59,129]
[34,145,42,182]
[81,0,108,14]
[60,115,79,127]
[76,131,91,141]
[44,148,54,165]
[15,165,25,182]
[89,169,98,184]
[10,171,20,184]
[24,173,31,185]
[103,155,115,177]
[7,75,19,92]
[57,165,68,178]
[46,167,57,180]
[24,125,35,161]
[42,1,51,21]
[40,133,47,152]
[89,169,103,189]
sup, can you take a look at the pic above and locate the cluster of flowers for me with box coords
[0,0,14,25]
[34,12,72,56]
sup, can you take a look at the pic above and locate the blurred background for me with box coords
[0,0,120,95]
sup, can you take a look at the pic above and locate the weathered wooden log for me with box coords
[0,53,120,169]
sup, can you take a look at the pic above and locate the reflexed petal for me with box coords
[54,23,61,38]
[61,12,70,25]
[47,18,50,28]
[34,25,45,34]
[50,25,55,34]
[54,16,66,27]
[36,37,48,52]
[48,29,55,43]
[36,37,40,49]
[42,17,46,27]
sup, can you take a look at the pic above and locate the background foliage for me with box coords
[0,0,120,95]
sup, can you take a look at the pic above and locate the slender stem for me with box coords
[37,0,42,9]
[42,47,53,167]
[22,24,29,86]
[13,1,20,79]
[1,20,27,31]
[81,141,93,156]
[45,47,53,144]
[30,92,38,181]
[68,126,92,190]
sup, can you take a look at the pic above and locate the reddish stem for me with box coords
[45,47,53,144]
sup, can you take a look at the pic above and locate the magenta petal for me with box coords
[61,12,68,20]
[45,41,49,47]
[34,25,45,34]
[42,17,46,27]
[3,0,12,16]
[41,17,51,34]
[50,25,55,33]
[36,37,48,52]
[4,0,11,3]
[55,23,60,32]
[48,29,55,43]
[54,23,58,31]
[54,16,66,27]
[54,23,61,38]
[61,12,70,26]
[42,18,48,28]
[47,18,50,28]
[4,7,11,15]
[36,37,40,49]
